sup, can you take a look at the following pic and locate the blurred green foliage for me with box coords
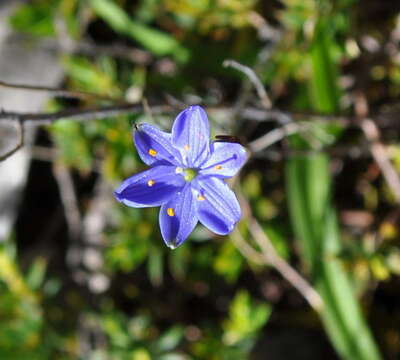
[3,0,400,359]
[89,0,190,62]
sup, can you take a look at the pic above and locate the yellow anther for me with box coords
[175,167,183,174]
[197,195,206,201]
[147,179,155,187]
[214,164,222,170]
[184,144,190,151]
[148,148,157,157]
[167,208,175,217]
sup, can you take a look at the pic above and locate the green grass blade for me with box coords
[286,154,382,360]
[285,13,382,359]
[89,0,189,62]
[309,20,340,113]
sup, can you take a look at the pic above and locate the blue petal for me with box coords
[115,165,185,207]
[159,185,198,249]
[194,177,241,235]
[171,105,210,167]
[199,142,248,178]
[134,123,182,166]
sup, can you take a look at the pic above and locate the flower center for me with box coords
[184,168,197,182]
[176,167,198,182]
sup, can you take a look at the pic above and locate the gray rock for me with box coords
[0,0,62,241]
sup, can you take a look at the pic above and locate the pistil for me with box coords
[184,168,197,182]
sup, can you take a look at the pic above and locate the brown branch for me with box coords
[355,93,400,203]
[248,216,323,311]
[31,145,103,173]
[0,80,119,102]
[240,107,356,126]
[237,191,323,311]
[0,103,170,161]
[53,163,82,241]
[361,118,400,202]
[0,103,169,125]
[9,34,153,65]
[0,120,25,161]
[223,59,272,109]
[248,122,309,153]
[230,229,265,265]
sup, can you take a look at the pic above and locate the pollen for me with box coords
[147,179,155,187]
[197,195,206,201]
[175,167,183,174]
[184,144,190,151]
[214,164,222,170]
[167,208,175,216]
[148,148,157,157]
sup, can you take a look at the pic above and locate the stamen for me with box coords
[175,167,183,174]
[197,195,206,201]
[184,144,190,151]
[147,179,155,187]
[167,208,175,216]
[214,164,222,170]
[148,148,157,157]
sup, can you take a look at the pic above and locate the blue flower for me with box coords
[114,105,247,249]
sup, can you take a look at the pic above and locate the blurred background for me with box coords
[0,0,399,359]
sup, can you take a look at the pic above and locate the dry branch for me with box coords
[235,190,323,311]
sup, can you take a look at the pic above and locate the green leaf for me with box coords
[147,246,163,286]
[158,354,188,360]
[9,1,57,36]
[62,56,120,96]
[286,154,382,360]
[155,326,183,352]
[214,241,243,283]
[223,290,271,345]
[286,15,381,359]
[26,258,47,291]
[131,348,151,360]
[168,245,189,280]
[309,20,340,113]
[50,120,92,171]
[102,314,131,348]
[89,0,189,62]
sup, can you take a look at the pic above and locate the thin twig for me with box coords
[248,217,323,311]
[248,122,308,153]
[53,163,82,241]
[237,191,324,311]
[9,34,153,65]
[224,17,279,130]
[248,11,281,43]
[355,93,400,203]
[0,103,169,125]
[223,59,272,109]
[230,229,265,265]
[81,180,111,293]
[142,97,154,123]
[0,103,359,162]
[223,57,342,153]
[82,180,111,246]
[54,14,76,53]
[0,102,169,162]
[0,80,119,102]
[74,40,152,64]
[0,91,383,128]
[240,107,355,126]
[31,145,103,173]
[0,120,25,161]
[31,146,59,163]
[361,118,400,202]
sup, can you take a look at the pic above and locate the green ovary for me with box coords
[184,168,197,182]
